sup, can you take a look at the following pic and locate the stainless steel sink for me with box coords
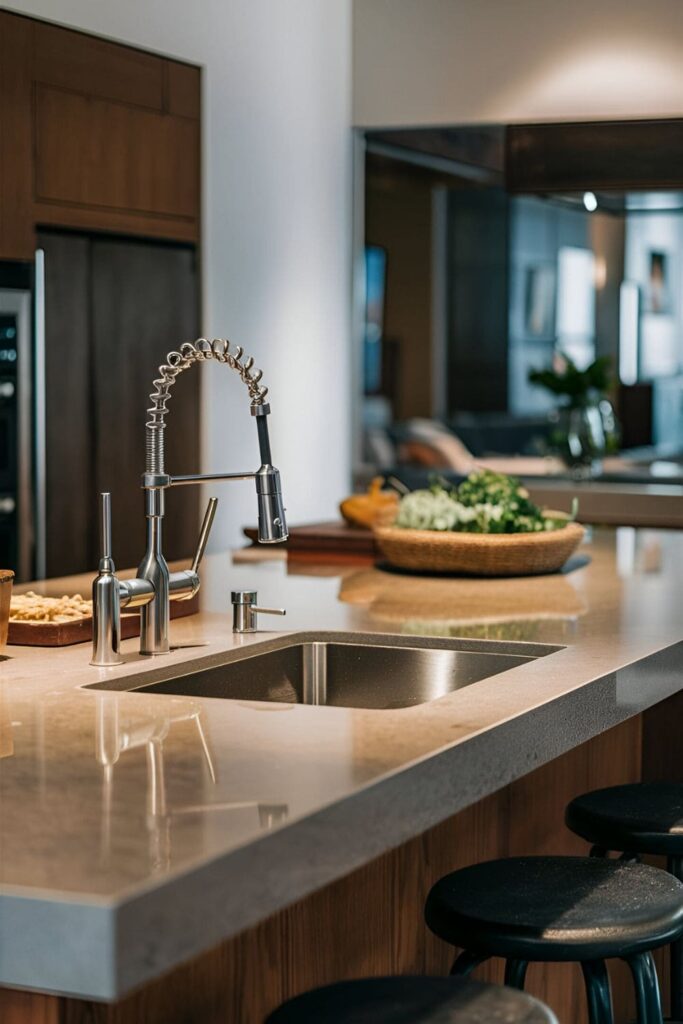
[86,632,562,710]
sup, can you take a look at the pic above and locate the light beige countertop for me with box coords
[1,527,683,999]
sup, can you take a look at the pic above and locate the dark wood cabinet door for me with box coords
[447,188,509,413]
[0,11,33,259]
[39,230,200,577]
[40,231,94,578]
[91,236,200,570]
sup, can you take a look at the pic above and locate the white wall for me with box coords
[353,0,683,127]
[7,0,352,548]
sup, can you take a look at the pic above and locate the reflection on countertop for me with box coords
[339,561,588,641]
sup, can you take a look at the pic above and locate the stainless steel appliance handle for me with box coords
[2,281,33,581]
[34,249,47,579]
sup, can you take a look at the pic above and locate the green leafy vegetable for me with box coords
[394,470,575,535]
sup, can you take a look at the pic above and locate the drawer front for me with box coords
[35,85,199,220]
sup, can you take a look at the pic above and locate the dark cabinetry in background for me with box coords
[0,10,201,259]
[0,10,202,579]
[40,231,199,577]
[447,188,509,413]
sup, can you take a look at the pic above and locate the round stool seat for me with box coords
[566,782,683,856]
[425,856,683,962]
[265,976,557,1023]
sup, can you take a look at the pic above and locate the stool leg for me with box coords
[505,958,529,990]
[626,952,663,1024]
[450,949,488,977]
[669,855,683,1021]
[581,959,614,1024]
[618,851,640,864]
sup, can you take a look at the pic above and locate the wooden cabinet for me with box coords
[34,86,199,219]
[0,13,33,259]
[39,230,200,576]
[89,235,200,570]
[0,11,203,576]
[0,11,201,259]
[40,232,93,577]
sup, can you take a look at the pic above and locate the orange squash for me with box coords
[340,477,399,530]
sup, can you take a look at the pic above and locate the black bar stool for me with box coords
[425,856,683,1024]
[566,782,683,1022]
[265,976,557,1022]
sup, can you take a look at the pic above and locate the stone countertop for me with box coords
[1,526,683,999]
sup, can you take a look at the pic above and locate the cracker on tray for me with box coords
[9,591,92,624]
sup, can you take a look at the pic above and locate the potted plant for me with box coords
[529,352,620,475]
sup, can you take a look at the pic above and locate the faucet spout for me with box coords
[255,464,288,543]
[253,404,288,543]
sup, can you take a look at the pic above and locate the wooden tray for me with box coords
[244,520,378,563]
[8,594,199,647]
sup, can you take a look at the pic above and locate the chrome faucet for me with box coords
[91,338,288,666]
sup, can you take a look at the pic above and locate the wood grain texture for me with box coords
[642,689,683,784]
[34,20,164,111]
[507,119,683,193]
[37,230,200,574]
[35,86,199,219]
[244,521,379,561]
[0,11,34,259]
[39,231,94,578]
[32,201,198,245]
[1,715,657,1024]
[7,596,199,647]
[165,61,201,120]
[641,690,683,1016]
[0,990,59,1024]
[0,12,201,255]
[90,236,200,567]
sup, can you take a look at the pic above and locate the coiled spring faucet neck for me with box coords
[146,337,270,476]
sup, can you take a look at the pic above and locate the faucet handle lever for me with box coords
[191,497,218,574]
[231,590,286,633]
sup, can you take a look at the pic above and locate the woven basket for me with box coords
[373,522,585,577]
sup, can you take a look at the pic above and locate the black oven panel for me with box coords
[0,312,19,569]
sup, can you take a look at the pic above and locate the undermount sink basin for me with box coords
[86,632,562,710]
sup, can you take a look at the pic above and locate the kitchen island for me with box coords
[1,526,682,1022]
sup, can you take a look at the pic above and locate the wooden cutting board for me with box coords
[244,520,378,563]
[8,594,199,647]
